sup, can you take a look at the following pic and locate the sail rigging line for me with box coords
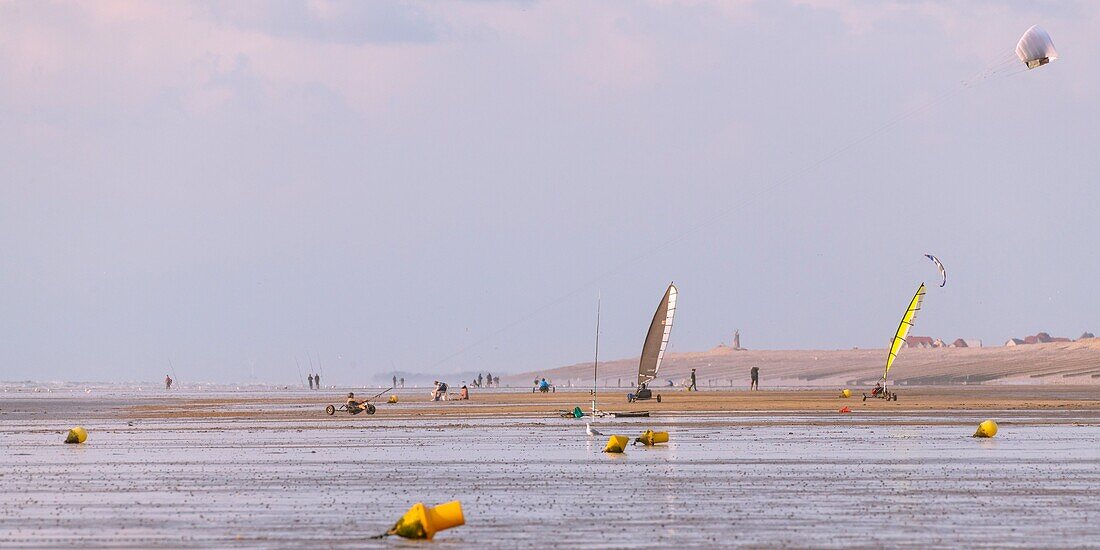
[418,44,1049,372]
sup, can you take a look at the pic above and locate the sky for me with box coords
[1,1,1097,384]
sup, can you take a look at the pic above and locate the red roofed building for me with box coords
[906,336,936,348]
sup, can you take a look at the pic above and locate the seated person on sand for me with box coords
[459,384,469,400]
[346,392,369,414]
[431,381,450,401]
[538,378,551,393]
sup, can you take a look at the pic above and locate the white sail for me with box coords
[637,283,677,387]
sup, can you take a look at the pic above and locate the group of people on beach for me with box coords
[306,373,322,389]
[472,372,498,388]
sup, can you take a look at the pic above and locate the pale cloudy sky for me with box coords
[1,1,1096,383]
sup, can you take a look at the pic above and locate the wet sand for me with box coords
[2,387,1099,547]
[125,385,1100,421]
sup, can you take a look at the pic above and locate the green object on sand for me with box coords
[573,406,584,418]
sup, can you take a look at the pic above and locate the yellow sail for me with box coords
[883,283,926,382]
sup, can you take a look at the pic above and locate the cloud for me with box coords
[201,0,441,45]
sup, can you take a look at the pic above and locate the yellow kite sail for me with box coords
[883,283,926,382]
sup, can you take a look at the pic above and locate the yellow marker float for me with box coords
[386,501,464,540]
[603,435,629,453]
[388,395,399,404]
[973,420,998,438]
[65,427,88,444]
[840,389,851,398]
[635,430,669,446]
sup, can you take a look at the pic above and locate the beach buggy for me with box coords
[325,387,393,416]
[863,382,897,402]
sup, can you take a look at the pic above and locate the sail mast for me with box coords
[591,292,601,416]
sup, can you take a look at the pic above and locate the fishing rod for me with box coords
[168,359,179,390]
[294,356,305,387]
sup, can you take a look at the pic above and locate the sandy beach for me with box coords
[3,386,1099,547]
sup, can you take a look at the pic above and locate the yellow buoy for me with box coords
[840,389,851,398]
[65,427,88,444]
[603,435,629,453]
[974,420,998,438]
[387,501,465,540]
[388,395,399,404]
[635,429,669,446]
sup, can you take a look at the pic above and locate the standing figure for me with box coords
[308,373,314,390]
[750,366,759,391]
[688,368,697,391]
[477,373,483,387]
[400,377,405,388]
[314,373,321,389]
[393,375,397,388]
[165,375,173,390]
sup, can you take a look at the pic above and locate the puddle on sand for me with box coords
[1,415,1098,548]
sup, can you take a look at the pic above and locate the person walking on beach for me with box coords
[486,371,493,388]
[308,373,314,390]
[314,373,321,389]
[750,366,759,391]
[533,378,539,393]
[393,375,397,388]
[688,368,697,391]
[400,377,405,388]
[165,374,173,390]
[477,373,483,388]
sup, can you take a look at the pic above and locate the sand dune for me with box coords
[509,338,1100,388]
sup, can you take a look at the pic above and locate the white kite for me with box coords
[924,254,946,287]
[1016,25,1058,69]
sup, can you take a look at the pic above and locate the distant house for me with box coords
[1081,332,1095,340]
[1006,332,1073,346]
[950,338,968,348]
[906,336,936,349]
[963,339,982,348]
